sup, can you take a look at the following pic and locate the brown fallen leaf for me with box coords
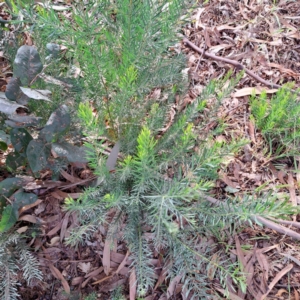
[78,262,91,275]
[116,251,129,274]
[154,260,170,291]
[19,199,43,215]
[92,275,113,285]
[255,251,269,282]
[85,266,104,279]
[248,120,256,143]
[49,263,70,294]
[288,173,297,207]
[82,266,104,288]
[295,288,299,300]
[111,251,127,264]
[46,236,60,247]
[259,263,293,300]
[233,87,278,97]
[204,27,211,48]
[18,215,38,224]
[16,226,28,234]
[267,62,300,78]
[216,288,245,300]
[60,211,71,242]
[275,288,289,297]
[207,253,219,280]
[103,238,112,275]
[71,277,83,286]
[60,169,81,183]
[167,274,182,299]
[129,268,137,300]
[219,172,238,189]
[47,221,62,236]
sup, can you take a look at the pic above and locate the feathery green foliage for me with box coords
[250,84,300,156]
[28,0,191,149]
[64,76,299,297]
[0,232,43,300]
[5,0,300,298]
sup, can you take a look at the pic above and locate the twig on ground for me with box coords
[183,38,282,89]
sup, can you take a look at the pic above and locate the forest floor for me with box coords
[1,0,300,299]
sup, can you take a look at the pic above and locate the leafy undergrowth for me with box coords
[1,0,300,300]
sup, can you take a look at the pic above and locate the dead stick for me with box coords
[183,38,282,89]
[203,195,300,241]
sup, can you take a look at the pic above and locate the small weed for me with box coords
[250,83,300,156]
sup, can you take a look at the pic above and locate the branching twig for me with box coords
[183,38,282,89]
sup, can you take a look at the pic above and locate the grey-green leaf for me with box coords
[5,77,22,101]
[10,128,33,153]
[12,190,38,218]
[13,45,43,86]
[0,177,24,212]
[6,152,27,172]
[5,120,27,128]
[51,142,88,163]
[8,114,42,127]
[106,141,120,171]
[5,77,29,105]
[0,130,10,144]
[5,78,30,104]
[26,139,51,173]
[0,92,27,115]
[39,105,70,143]
[46,43,60,58]
[20,87,52,101]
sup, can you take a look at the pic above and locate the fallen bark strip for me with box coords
[183,38,282,89]
[203,195,300,241]
[268,218,300,229]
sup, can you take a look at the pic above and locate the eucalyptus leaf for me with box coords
[51,142,88,163]
[13,45,43,86]
[6,152,27,172]
[106,141,120,171]
[5,77,22,101]
[0,94,27,115]
[13,190,38,216]
[20,87,52,101]
[5,120,27,128]
[5,78,30,104]
[0,130,10,142]
[26,139,51,173]
[0,205,18,232]
[8,114,42,127]
[40,105,70,143]
[10,128,33,153]
[0,141,7,151]
[0,177,24,212]
[46,43,60,58]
